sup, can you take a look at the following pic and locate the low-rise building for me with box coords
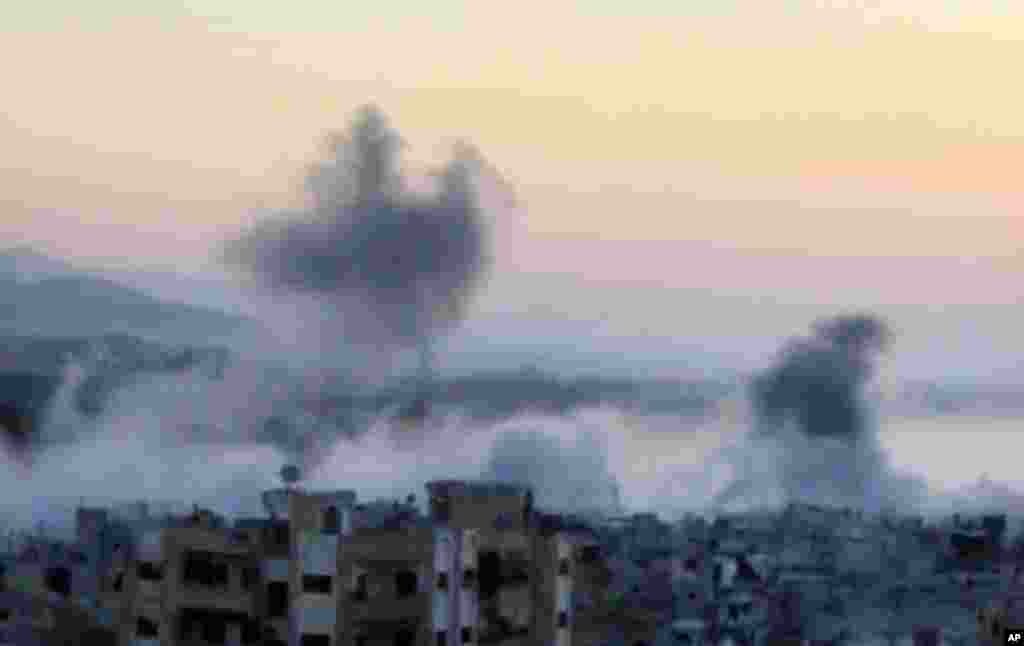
[0,578,117,645]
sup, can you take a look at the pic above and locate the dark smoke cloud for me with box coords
[222,105,489,349]
[720,313,927,512]
[752,314,889,439]
[2,346,1009,531]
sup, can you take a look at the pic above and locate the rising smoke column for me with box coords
[223,106,490,364]
[753,314,889,440]
[716,314,926,512]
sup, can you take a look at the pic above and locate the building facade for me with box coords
[93,480,592,646]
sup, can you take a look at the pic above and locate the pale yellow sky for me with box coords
[1,4,1020,303]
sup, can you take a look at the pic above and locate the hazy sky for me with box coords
[2,1,1021,380]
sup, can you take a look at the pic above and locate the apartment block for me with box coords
[94,479,597,646]
[424,479,573,646]
[339,514,432,646]
[0,533,119,646]
[288,488,356,646]
[107,507,262,646]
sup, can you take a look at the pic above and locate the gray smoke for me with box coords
[2,346,1012,532]
[717,314,927,512]
[481,425,624,516]
[222,105,490,352]
[752,314,889,440]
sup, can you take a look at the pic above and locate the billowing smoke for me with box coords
[223,106,490,358]
[2,346,1018,534]
[0,359,638,530]
[482,425,624,516]
[752,314,889,440]
[713,314,929,512]
[0,335,229,462]
[0,358,288,533]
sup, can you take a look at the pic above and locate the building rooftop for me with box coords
[425,479,531,498]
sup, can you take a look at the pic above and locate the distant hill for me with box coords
[0,248,250,343]
[0,245,76,281]
[0,247,243,452]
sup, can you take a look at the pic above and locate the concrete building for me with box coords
[93,478,600,646]
[710,549,772,646]
[977,556,1024,646]
[287,488,356,646]
[15,493,1020,646]
[102,489,353,646]
[572,513,681,646]
[424,479,573,646]
[0,587,118,646]
[0,535,119,646]
[105,506,262,646]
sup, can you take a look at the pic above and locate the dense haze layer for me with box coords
[2,343,1021,536]
[0,245,1018,530]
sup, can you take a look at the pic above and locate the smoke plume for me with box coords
[222,105,490,353]
[0,358,288,533]
[0,359,638,530]
[752,314,889,440]
[2,347,1017,534]
[482,424,624,515]
[715,314,928,512]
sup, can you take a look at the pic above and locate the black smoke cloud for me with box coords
[0,336,228,461]
[715,313,927,512]
[222,106,489,350]
[752,314,889,440]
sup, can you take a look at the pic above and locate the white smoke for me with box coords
[2,355,1021,534]
[0,358,291,530]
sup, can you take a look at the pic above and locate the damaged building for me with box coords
[86,478,613,646]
